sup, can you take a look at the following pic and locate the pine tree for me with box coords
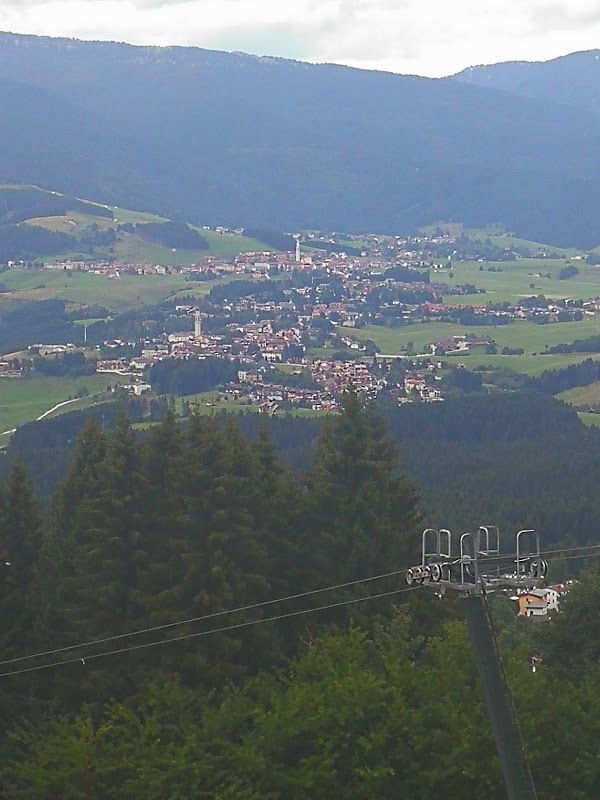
[303,388,421,586]
[66,409,145,640]
[52,416,107,542]
[140,413,273,684]
[0,460,42,656]
[37,418,108,645]
[135,408,189,626]
[252,418,304,595]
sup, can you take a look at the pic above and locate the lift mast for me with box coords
[406,527,546,800]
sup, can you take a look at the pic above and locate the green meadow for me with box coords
[0,268,238,310]
[0,375,124,434]
[24,202,276,263]
[558,382,600,407]
[440,258,600,304]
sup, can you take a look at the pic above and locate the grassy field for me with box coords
[343,317,600,354]
[0,375,125,433]
[578,412,600,427]
[24,208,276,263]
[177,390,330,417]
[419,222,581,257]
[341,319,600,374]
[440,259,600,304]
[557,382,600,407]
[0,268,238,310]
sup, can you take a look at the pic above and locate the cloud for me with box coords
[1,0,600,76]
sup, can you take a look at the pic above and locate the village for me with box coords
[2,231,598,414]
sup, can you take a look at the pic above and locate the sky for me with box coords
[0,0,599,77]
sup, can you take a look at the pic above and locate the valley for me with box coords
[4,188,600,434]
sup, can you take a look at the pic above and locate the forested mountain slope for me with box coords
[2,33,600,245]
[452,50,600,114]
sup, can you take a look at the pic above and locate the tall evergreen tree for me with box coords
[135,408,189,626]
[33,418,109,651]
[140,413,274,684]
[303,388,421,587]
[66,409,145,640]
[252,418,304,595]
[51,416,107,542]
[0,460,41,656]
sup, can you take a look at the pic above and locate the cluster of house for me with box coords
[0,361,23,378]
[515,582,575,620]
[401,370,443,402]
[308,360,383,401]
[430,334,492,354]
[223,373,339,414]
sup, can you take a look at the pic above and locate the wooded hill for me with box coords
[2,33,600,246]
[1,391,600,798]
[452,49,600,114]
[0,185,277,263]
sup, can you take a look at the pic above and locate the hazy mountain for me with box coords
[2,32,600,246]
[452,50,600,114]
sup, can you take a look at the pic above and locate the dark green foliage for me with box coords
[0,186,113,224]
[241,227,296,251]
[0,461,41,658]
[33,350,96,377]
[383,265,430,282]
[4,390,600,797]
[118,220,208,249]
[303,389,420,587]
[0,224,76,262]
[148,356,240,395]
[0,298,78,353]
[9,613,600,800]
[546,337,600,355]
[533,357,600,393]
[559,264,579,279]
[65,410,146,643]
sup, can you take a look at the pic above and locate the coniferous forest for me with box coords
[1,391,600,798]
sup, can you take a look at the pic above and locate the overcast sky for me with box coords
[0,0,599,77]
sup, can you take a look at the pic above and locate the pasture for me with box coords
[557,382,600,407]
[440,259,600,304]
[342,316,600,375]
[25,208,275,263]
[0,268,235,310]
[0,375,124,433]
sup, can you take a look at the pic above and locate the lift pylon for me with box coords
[406,526,541,800]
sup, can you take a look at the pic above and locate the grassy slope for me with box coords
[0,268,240,310]
[419,222,582,257]
[558,382,600,406]
[342,316,600,375]
[579,412,600,427]
[442,258,600,304]
[0,374,125,433]
[24,214,274,263]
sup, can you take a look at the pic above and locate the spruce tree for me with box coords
[0,460,42,656]
[135,407,189,626]
[304,388,420,586]
[66,409,145,640]
[52,416,107,542]
[142,413,273,684]
[252,418,304,595]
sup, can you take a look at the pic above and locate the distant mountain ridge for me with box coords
[451,50,600,114]
[1,33,600,246]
